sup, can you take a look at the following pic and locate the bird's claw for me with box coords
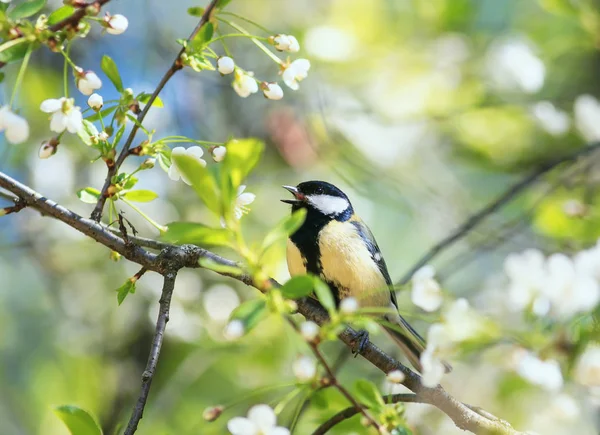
[352,330,369,357]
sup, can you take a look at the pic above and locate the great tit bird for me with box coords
[282,180,438,373]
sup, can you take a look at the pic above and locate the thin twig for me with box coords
[312,394,419,435]
[90,0,221,222]
[397,143,600,285]
[0,190,18,203]
[124,271,177,435]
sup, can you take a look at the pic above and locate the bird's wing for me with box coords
[350,217,398,307]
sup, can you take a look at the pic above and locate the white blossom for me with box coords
[223,320,245,341]
[411,265,443,312]
[87,93,104,110]
[300,321,320,342]
[105,13,128,35]
[0,106,29,144]
[504,249,548,314]
[443,298,483,342]
[233,73,259,98]
[227,404,290,435]
[486,38,545,94]
[40,97,83,134]
[574,344,600,387]
[75,68,102,95]
[262,82,284,100]
[38,141,57,159]
[292,355,317,381]
[98,131,109,142]
[168,146,207,185]
[515,351,563,391]
[574,94,600,142]
[550,394,581,421]
[272,34,300,53]
[531,101,570,136]
[339,297,359,314]
[234,185,256,220]
[421,347,447,387]
[282,59,310,90]
[217,56,235,75]
[211,145,227,162]
[386,370,405,384]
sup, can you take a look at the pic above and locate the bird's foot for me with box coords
[352,330,369,357]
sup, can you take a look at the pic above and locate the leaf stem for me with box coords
[121,197,167,232]
[217,18,283,65]
[9,43,32,108]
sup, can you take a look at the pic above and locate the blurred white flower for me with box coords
[300,321,320,342]
[40,97,83,134]
[305,26,356,62]
[203,284,240,322]
[563,199,587,218]
[211,145,227,162]
[574,344,600,387]
[75,68,102,95]
[387,369,405,384]
[339,297,359,314]
[550,394,581,421]
[420,323,452,387]
[574,94,600,142]
[223,320,245,341]
[87,93,103,110]
[531,101,570,136]
[262,82,284,100]
[421,348,446,387]
[38,141,57,159]
[233,73,259,98]
[574,241,600,281]
[0,106,29,144]
[515,352,563,391]
[272,34,300,53]
[486,38,545,94]
[411,265,443,312]
[292,355,317,381]
[234,185,256,220]
[227,404,289,435]
[282,59,310,90]
[504,249,547,314]
[443,298,483,342]
[105,13,128,35]
[168,146,207,185]
[217,56,235,75]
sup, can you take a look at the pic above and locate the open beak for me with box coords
[281,185,305,205]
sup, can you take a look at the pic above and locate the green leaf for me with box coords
[353,379,385,410]
[313,277,335,313]
[77,187,101,204]
[198,257,243,275]
[47,5,74,24]
[220,138,264,218]
[77,120,99,146]
[164,222,234,247]
[8,0,46,19]
[123,176,138,190]
[101,55,124,92]
[122,190,158,203]
[137,93,163,108]
[217,0,233,9]
[115,279,136,305]
[171,152,221,214]
[280,275,314,299]
[261,209,306,252]
[112,123,125,148]
[187,7,205,16]
[0,40,31,64]
[191,23,214,51]
[54,405,102,435]
[230,298,268,330]
[85,105,118,122]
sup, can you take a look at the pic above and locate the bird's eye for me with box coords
[316,187,323,194]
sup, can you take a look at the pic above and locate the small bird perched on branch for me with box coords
[282,180,450,373]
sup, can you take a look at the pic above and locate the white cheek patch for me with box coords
[309,194,349,216]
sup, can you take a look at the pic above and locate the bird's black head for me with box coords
[281,180,353,221]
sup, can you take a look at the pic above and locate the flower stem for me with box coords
[9,43,33,108]
[217,18,283,65]
[61,42,74,98]
[218,11,273,34]
[120,197,167,233]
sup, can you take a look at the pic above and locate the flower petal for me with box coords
[65,109,83,133]
[227,417,259,435]
[237,192,255,206]
[168,164,181,181]
[268,427,291,435]
[247,404,276,431]
[49,112,68,133]
[186,145,204,159]
[40,98,63,113]
[171,146,186,156]
[5,113,29,144]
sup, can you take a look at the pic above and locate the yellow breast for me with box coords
[287,239,307,276]
[317,220,390,307]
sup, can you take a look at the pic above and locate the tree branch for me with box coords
[397,142,600,286]
[90,0,221,222]
[48,0,112,32]
[312,393,420,435]
[124,271,177,435]
[0,169,524,434]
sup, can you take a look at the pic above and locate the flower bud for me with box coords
[87,93,104,110]
[140,158,156,169]
[98,131,109,141]
[261,82,284,100]
[203,406,224,422]
[340,297,359,314]
[105,13,128,35]
[75,68,102,96]
[224,320,245,341]
[387,370,405,384]
[300,321,320,342]
[217,56,235,75]
[292,355,317,382]
[38,139,59,159]
[211,145,227,162]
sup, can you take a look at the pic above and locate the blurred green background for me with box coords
[1,0,600,433]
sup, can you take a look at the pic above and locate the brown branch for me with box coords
[312,393,419,435]
[90,0,220,222]
[124,271,177,435]
[0,169,524,434]
[397,142,600,286]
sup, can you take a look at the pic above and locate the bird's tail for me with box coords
[384,315,452,374]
